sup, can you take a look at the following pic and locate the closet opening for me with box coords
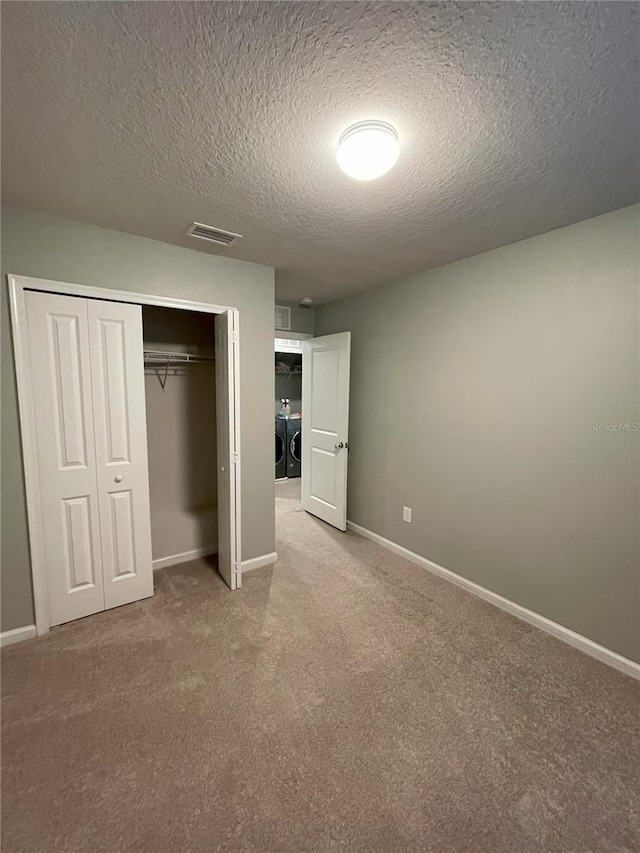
[9,273,241,636]
[275,336,308,513]
[275,331,352,532]
[142,306,218,582]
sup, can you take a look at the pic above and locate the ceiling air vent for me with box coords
[275,305,292,331]
[186,222,242,247]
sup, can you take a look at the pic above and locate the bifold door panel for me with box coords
[26,292,105,625]
[301,332,351,531]
[87,300,153,609]
[25,291,153,626]
[215,310,240,590]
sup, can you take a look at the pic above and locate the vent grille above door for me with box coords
[275,305,292,331]
[186,222,242,247]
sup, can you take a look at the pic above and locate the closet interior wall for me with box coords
[142,306,217,564]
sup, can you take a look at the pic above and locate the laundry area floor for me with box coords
[1,479,638,852]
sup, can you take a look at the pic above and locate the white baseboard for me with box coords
[1,624,37,648]
[347,521,640,682]
[153,546,217,571]
[241,551,278,574]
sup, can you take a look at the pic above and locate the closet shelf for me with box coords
[144,350,214,391]
[144,350,215,365]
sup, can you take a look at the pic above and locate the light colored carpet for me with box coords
[2,478,639,852]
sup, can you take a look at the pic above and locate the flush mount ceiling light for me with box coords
[336,121,400,181]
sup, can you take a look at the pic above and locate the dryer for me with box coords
[275,417,287,479]
[286,416,302,478]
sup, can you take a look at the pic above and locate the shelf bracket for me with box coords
[157,362,169,392]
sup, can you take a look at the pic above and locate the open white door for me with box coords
[301,332,351,530]
[215,310,241,589]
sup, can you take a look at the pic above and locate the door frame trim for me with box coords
[8,273,242,636]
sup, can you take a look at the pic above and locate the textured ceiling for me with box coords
[2,2,639,303]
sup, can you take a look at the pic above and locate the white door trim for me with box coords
[9,274,235,314]
[7,273,242,636]
[231,310,242,587]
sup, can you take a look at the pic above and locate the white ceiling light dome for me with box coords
[337,121,400,181]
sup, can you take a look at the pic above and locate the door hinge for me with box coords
[232,452,239,464]
[232,330,239,344]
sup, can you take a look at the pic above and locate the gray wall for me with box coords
[142,306,217,562]
[316,205,640,662]
[275,300,315,335]
[1,205,275,631]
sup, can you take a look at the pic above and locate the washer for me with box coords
[275,418,287,479]
[286,416,302,478]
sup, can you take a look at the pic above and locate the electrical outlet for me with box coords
[403,506,412,523]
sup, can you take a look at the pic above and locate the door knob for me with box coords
[336,442,344,449]
[114,475,123,483]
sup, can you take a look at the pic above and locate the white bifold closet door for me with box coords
[215,310,240,590]
[25,291,153,627]
[86,299,153,609]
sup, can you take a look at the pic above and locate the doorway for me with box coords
[142,306,217,571]
[274,331,352,532]
[275,341,304,481]
[275,336,307,489]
